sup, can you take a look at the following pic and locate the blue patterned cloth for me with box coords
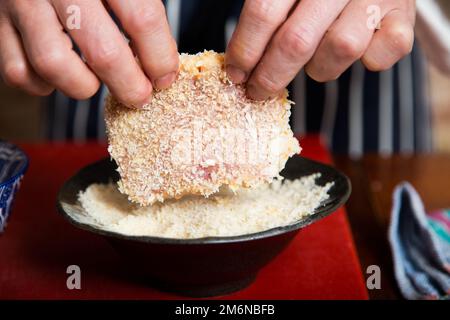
[389,183,450,300]
[0,141,28,233]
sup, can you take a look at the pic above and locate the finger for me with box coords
[0,17,54,96]
[52,0,152,108]
[10,1,100,99]
[305,0,377,82]
[225,0,296,84]
[106,0,179,90]
[247,0,349,100]
[362,10,414,71]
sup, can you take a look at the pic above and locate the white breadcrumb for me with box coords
[105,50,300,206]
[76,174,333,239]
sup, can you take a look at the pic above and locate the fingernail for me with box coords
[226,65,247,84]
[246,83,270,101]
[137,97,152,109]
[154,72,177,90]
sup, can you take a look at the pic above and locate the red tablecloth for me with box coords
[0,135,368,299]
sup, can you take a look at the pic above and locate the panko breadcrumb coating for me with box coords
[77,174,332,239]
[105,50,300,205]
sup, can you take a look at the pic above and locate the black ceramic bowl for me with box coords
[57,156,351,297]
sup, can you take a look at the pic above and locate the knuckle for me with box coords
[34,86,55,97]
[71,81,100,100]
[85,42,122,69]
[305,66,329,83]
[2,62,27,87]
[309,72,338,83]
[72,89,97,100]
[246,0,284,26]
[125,3,164,34]
[0,12,7,24]
[330,33,365,60]
[278,27,315,60]
[124,83,151,105]
[387,24,414,56]
[253,72,280,94]
[363,24,414,72]
[32,50,66,78]
[362,56,387,72]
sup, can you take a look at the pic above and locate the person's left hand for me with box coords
[225,0,416,100]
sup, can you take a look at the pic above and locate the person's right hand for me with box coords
[0,0,179,108]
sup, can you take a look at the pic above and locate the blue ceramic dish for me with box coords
[0,141,28,233]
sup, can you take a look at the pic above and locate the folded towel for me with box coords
[389,183,450,300]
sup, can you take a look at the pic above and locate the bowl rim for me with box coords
[0,140,29,188]
[57,157,351,245]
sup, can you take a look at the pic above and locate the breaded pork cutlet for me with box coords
[105,51,300,205]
